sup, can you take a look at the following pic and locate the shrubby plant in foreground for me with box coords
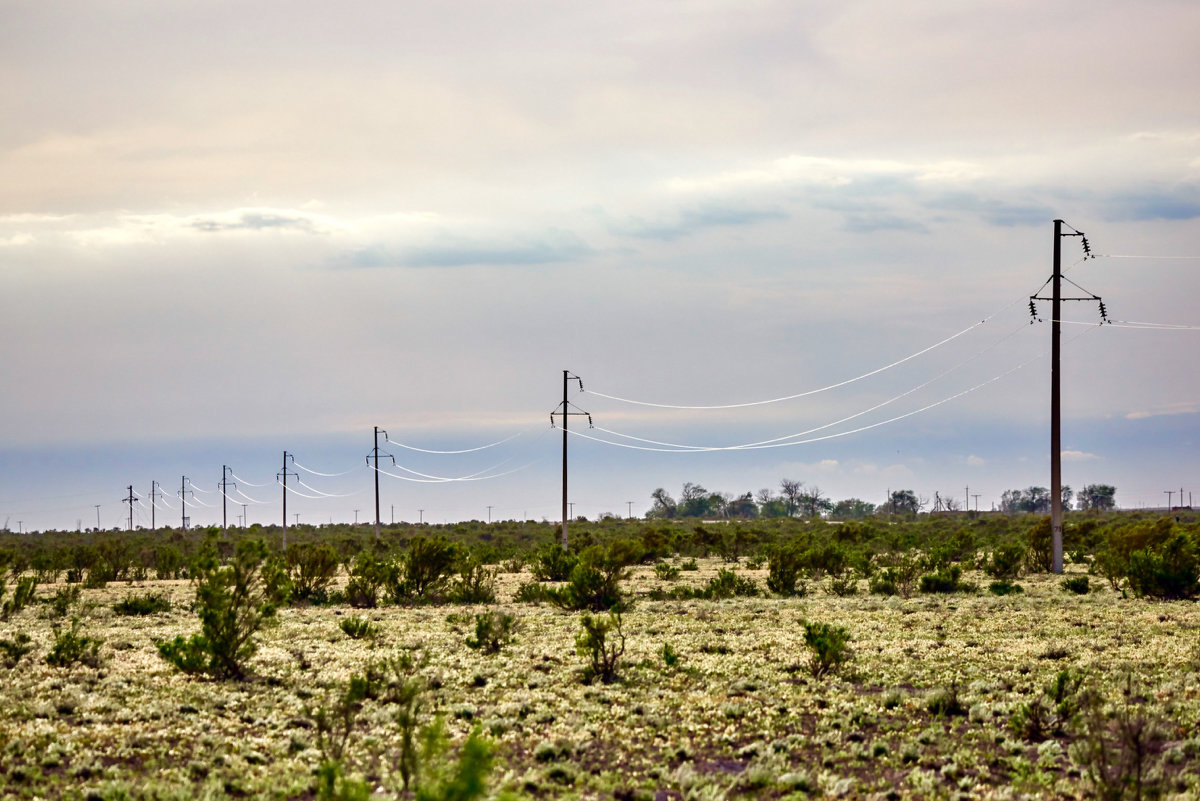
[157,537,276,680]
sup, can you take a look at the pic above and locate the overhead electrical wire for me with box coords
[385,431,524,454]
[583,288,1042,411]
[369,459,541,484]
[229,472,271,487]
[233,487,267,504]
[570,327,1093,454]
[295,478,359,498]
[291,460,360,478]
[278,483,327,500]
[588,319,1034,452]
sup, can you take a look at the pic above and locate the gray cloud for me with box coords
[614,204,788,242]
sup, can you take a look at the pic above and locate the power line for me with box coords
[385,431,525,454]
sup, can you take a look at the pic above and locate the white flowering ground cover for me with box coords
[3,560,1200,800]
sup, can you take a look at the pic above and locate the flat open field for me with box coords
[3,560,1199,800]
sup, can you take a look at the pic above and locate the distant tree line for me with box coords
[645,480,1118,521]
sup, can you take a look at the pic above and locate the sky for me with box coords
[2,0,1199,532]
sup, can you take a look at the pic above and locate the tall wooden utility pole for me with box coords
[1051,219,1064,574]
[551,371,589,550]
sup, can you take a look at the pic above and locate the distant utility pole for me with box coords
[418,509,424,524]
[354,509,360,525]
[125,485,135,531]
[627,501,634,518]
[179,477,194,531]
[550,370,591,550]
[1165,490,1175,510]
[150,480,163,533]
[1031,219,1104,574]
[972,494,980,512]
[242,503,247,528]
[220,466,235,533]
[366,427,394,540]
[94,504,101,531]
[487,506,493,523]
[278,452,298,551]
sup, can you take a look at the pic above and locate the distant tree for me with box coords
[647,488,677,520]
[830,498,876,520]
[1061,484,1073,510]
[780,479,804,517]
[1077,484,1117,512]
[1000,487,1051,515]
[887,490,920,516]
[725,493,758,519]
[797,486,833,519]
[677,482,711,518]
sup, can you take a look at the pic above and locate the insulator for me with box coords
[1081,236,1092,257]
[1029,300,1038,319]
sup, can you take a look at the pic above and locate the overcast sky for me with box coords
[2,0,1199,532]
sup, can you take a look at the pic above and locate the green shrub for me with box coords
[548,540,641,612]
[702,568,758,599]
[157,537,276,680]
[988,580,1024,596]
[113,592,172,616]
[576,612,625,684]
[680,558,699,571]
[1,575,37,620]
[388,537,461,603]
[826,574,858,597]
[288,542,341,603]
[919,565,971,594]
[1069,676,1167,801]
[465,611,515,654]
[653,562,681,581]
[1126,533,1199,600]
[984,543,1025,581]
[766,543,804,596]
[0,632,33,668]
[531,544,578,582]
[1062,575,1091,595]
[926,679,966,717]
[449,559,498,605]
[661,642,680,668]
[513,581,552,604]
[45,585,81,618]
[802,621,851,680]
[345,553,386,609]
[340,615,380,641]
[46,617,103,668]
[872,555,920,598]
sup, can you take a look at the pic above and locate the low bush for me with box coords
[530,544,578,582]
[576,612,625,684]
[1,575,38,620]
[988,580,1024,596]
[157,537,276,680]
[1126,533,1199,600]
[0,632,33,668]
[653,562,681,582]
[46,617,103,668]
[803,620,851,680]
[703,568,758,599]
[113,592,172,616]
[1062,575,1091,595]
[340,616,380,641]
[919,566,972,594]
[465,611,515,654]
[288,542,341,603]
[766,543,804,597]
[449,558,498,605]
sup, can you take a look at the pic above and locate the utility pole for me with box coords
[487,506,493,523]
[627,501,634,518]
[354,509,360,525]
[94,504,101,531]
[1050,219,1064,574]
[278,452,298,551]
[365,427,393,540]
[125,485,135,531]
[1165,490,1175,510]
[1031,220,1103,574]
[972,494,981,512]
[150,480,162,533]
[242,503,247,528]
[550,370,590,550]
[220,466,235,533]
[418,509,424,524]
[179,477,193,531]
